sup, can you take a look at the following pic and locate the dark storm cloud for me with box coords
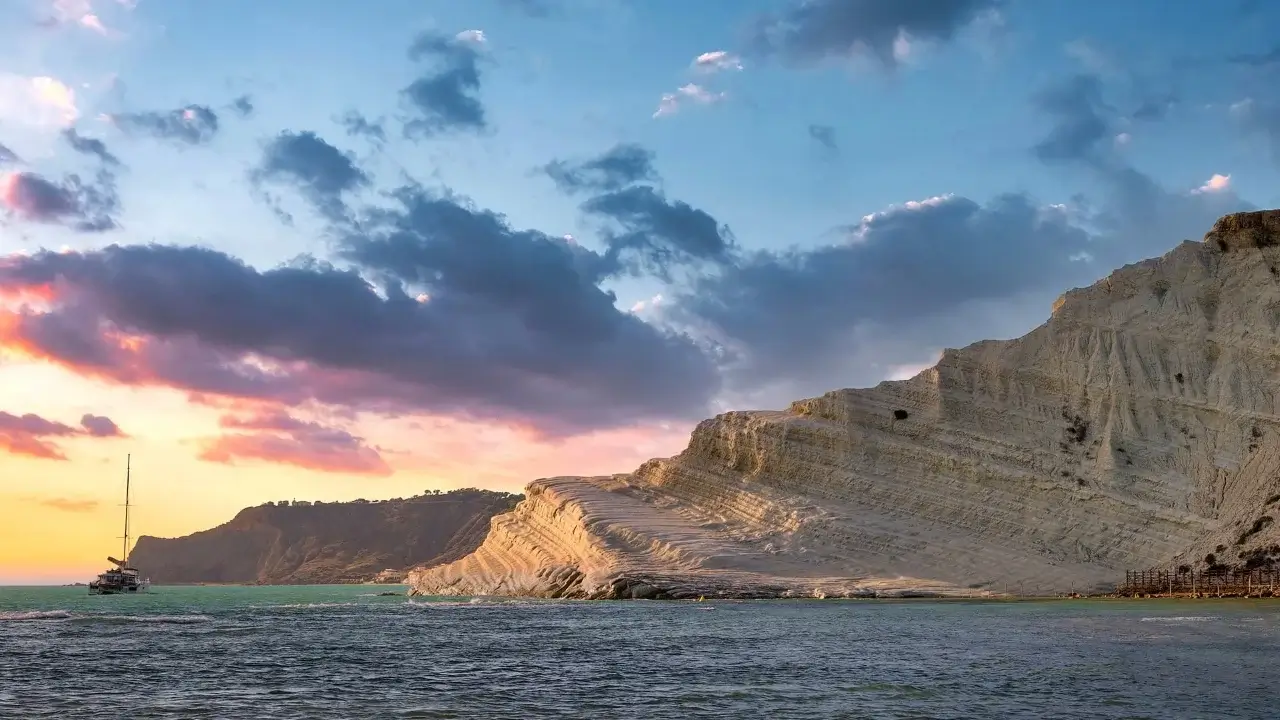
[63,128,120,166]
[253,131,370,220]
[542,143,657,193]
[749,0,1000,69]
[111,104,220,145]
[583,186,735,275]
[668,194,1094,385]
[808,124,838,153]
[0,192,720,432]
[1031,74,1114,164]
[543,145,735,277]
[0,170,118,233]
[402,31,487,137]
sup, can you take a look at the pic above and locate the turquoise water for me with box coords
[2,586,1278,719]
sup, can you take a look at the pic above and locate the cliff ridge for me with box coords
[130,489,521,584]
[409,211,1280,599]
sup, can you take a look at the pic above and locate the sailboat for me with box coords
[88,455,152,595]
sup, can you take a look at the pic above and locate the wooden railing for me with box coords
[1119,568,1280,596]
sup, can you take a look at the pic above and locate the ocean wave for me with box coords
[405,597,546,609]
[1140,616,1218,623]
[266,602,359,609]
[0,610,72,622]
[72,614,213,625]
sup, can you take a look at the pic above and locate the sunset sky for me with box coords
[1,0,1277,584]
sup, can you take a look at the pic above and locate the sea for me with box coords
[0,586,1277,719]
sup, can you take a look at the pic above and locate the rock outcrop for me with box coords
[409,211,1280,599]
[130,489,521,584]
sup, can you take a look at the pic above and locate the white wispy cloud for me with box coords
[692,51,743,73]
[653,83,726,118]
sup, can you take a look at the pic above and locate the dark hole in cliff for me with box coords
[1252,426,1264,439]
[1216,236,1229,252]
[1076,477,1087,487]
[1062,411,1088,444]
[893,409,909,420]
[1116,447,1126,453]
[1205,553,1217,565]
[1271,265,1279,277]
[1177,564,1192,574]
[1060,470,1070,477]
[1267,494,1280,506]
[1175,372,1184,385]
[1216,544,1227,553]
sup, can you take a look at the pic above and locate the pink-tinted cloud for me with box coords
[0,171,119,232]
[198,410,392,476]
[0,409,124,460]
[0,243,717,436]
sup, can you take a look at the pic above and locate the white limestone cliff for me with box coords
[409,211,1280,599]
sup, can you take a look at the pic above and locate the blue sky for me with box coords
[0,0,1279,504]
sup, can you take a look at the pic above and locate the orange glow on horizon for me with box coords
[0,357,697,583]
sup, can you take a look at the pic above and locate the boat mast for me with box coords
[121,454,131,566]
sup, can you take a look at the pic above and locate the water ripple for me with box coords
[0,588,1278,718]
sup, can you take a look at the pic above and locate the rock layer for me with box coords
[131,489,520,584]
[410,211,1280,599]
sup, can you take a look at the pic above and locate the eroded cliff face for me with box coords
[410,211,1280,599]
[130,489,520,584]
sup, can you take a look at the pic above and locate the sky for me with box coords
[1,0,1278,584]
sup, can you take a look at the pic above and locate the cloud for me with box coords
[667,193,1094,390]
[543,145,736,276]
[1031,74,1113,164]
[1231,97,1280,164]
[38,497,99,512]
[80,413,125,437]
[1132,91,1177,122]
[499,0,557,18]
[401,30,488,137]
[107,105,221,145]
[541,142,657,193]
[1229,45,1280,67]
[693,51,743,73]
[253,131,370,221]
[0,74,78,128]
[0,143,19,165]
[0,410,125,460]
[229,95,254,117]
[1192,173,1231,194]
[0,206,720,435]
[581,186,735,275]
[339,111,387,144]
[63,128,120,166]
[0,170,118,232]
[808,124,838,153]
[653,83,726,118]
[199,410,392,476]
[749,0,1000,70]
